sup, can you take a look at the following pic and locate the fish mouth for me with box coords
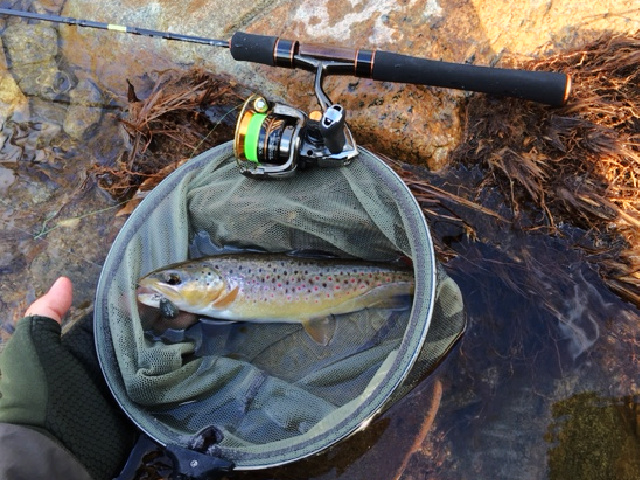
[136,284,164,307]
[136,282,157,295]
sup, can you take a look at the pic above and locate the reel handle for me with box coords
[230,32,571,107]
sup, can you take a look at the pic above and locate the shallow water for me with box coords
[0,2,638,480]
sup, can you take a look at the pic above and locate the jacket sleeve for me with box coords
[0,423,93,480]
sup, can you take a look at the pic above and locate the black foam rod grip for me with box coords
[230,32,278,66]
[372,50,571,106]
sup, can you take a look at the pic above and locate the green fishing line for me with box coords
[244,113,267,162]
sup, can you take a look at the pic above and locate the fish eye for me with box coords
[164,272,182,286]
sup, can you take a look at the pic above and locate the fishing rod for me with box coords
[1,8,572,178]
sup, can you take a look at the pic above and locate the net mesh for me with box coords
[95,142,465,469]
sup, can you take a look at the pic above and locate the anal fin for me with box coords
[302,316,337,346]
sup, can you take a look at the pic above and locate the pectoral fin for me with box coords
[302,316,337,346]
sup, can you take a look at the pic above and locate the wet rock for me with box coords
[0,38,28,125]
[0,166,16,193]
[32,0,66,16]
[546,392,640,480]
[2,22,74,102]
[63,78,103,139]
[0,98,67,164]
[472,0,640,53]
[0,241,25,275]
[24,179,53,204]
[0,134,22,162]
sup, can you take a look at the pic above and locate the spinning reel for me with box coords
[234,63,357,178]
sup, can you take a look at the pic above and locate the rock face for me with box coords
[0,37,27,124]
[63,78,103,139]
[59,0,640,169]
[2,23,62,101]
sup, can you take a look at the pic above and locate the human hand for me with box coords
[0,277,137,480]
[24,276,73,323]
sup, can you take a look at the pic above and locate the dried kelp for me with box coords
[440,31,640,307]
[94,68,246,208]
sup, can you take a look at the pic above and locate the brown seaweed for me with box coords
[438,31,640,308]
[93,68,246,209]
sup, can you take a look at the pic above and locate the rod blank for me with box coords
[0,8,230,48]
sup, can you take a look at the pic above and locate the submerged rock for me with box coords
[63,78,104,139]
[546,392,640,480]
[0,166,16,193]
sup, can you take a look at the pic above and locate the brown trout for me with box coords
[137,253,414,345]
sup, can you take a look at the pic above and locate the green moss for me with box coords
[546,392,640,480]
